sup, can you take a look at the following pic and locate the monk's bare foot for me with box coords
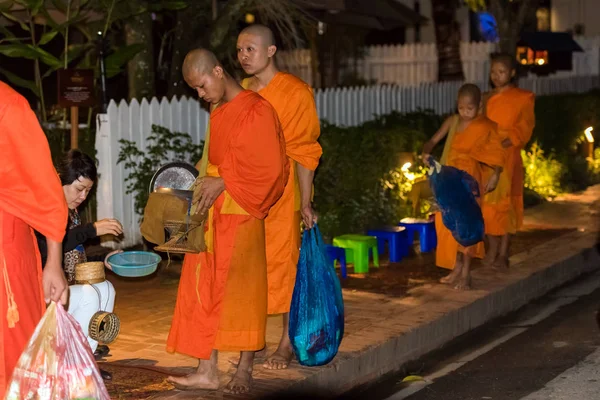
[492,256,509,270]
[167,371,219,391]
[228,346,268,366]
[482,253,495,268]
[440,266,461,285]
[453,276,472,291]
[263,344,294,370]
[223,368,252,395]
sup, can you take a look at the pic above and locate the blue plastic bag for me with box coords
[427,157,485,247]
[289,225,345,366]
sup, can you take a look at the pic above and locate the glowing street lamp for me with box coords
[584,126,594,159]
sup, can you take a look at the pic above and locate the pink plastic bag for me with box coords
[5,302,110,400]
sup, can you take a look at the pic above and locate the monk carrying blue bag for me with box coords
[427,157,484,247]
[289,225,344,366]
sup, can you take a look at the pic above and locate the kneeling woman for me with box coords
[37,149,123,380]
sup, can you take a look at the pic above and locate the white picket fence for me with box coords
[278,36,600,87]
[95,74,600,248]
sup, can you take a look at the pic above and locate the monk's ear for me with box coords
[510,68,516,78]
[213,66,224,79]
[267,45,277,58]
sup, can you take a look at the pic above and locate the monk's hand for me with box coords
[485,171,500,194]
[301,203,317,229]
[192,177,204,206]
[422,153,431,167]
[196,176,225,216]
[501,138,512,148]
[42,260,68,305]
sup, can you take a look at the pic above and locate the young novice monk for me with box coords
[481,53,535,269]
[422,84,504,290]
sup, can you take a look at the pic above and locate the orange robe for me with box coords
[167,90,288,359]
[242,72,322,315]
[435,115,505,269]
[0,82,68,396]
[482,87,535,235]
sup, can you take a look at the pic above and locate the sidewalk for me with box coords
[99,186,600,399]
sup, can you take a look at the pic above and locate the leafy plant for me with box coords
[314,111,438,241]
[117,124,203,216]
[521,142,563,199]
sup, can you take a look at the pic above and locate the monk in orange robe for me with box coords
[0,81,69,396]
[422,84,504,289]
[166,49,288,395]
[481,53,535,269]
[237,24,322,369]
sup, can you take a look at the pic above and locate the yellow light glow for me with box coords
[520,59,528,65]
[401,162,412,171]
[585,127,594,143]
[245,13,255,24]
[537,58,545,65]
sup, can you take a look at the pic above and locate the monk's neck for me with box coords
[494,84,514,94]
[253,65,279,91]
[222,77,244,103]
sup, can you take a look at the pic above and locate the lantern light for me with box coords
[585,127,594,143]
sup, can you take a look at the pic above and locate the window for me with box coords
[536,8,550,31]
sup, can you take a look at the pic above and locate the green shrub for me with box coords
[521,142,563,199]
[314,111,439,240]
[532,90,600,161]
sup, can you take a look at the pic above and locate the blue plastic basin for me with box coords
[107,251,162,278]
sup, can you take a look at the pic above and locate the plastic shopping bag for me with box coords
[427,157,484,247]
[5,302,109,400]
[289,225,344,366]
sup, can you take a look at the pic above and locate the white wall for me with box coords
[552,0,600,36]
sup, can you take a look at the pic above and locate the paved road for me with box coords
[347,271,600,400]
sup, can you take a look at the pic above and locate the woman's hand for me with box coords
[94,219,123,236]
[103,250,123,270]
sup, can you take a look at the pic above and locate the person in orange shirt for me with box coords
[422,84,504,289]
[481,53,535,269]
[0,81,69,397]
[166,49,288,395]
[236,24,322,369]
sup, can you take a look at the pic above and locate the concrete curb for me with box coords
[281,230,600,397]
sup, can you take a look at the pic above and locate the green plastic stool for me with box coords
[332,234,379,273]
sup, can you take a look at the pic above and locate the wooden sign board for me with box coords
[58,69,95,108]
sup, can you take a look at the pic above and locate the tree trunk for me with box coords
[490,0,536,58]
[432,0,464,81]
[125,11,155,101]
[308,26,320,88]
[167,10,188,99]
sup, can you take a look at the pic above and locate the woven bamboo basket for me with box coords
[75,262,105,284]
[154,219,205,254]
[89,311,120,344]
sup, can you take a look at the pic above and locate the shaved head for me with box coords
[490,52,515,71]
[458,83,481,105]
[183,48,220,77]
[239,24,276,46]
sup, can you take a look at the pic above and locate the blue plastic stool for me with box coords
[366,226,407,263]
[399,218,437,253]
[324,244,348,279]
